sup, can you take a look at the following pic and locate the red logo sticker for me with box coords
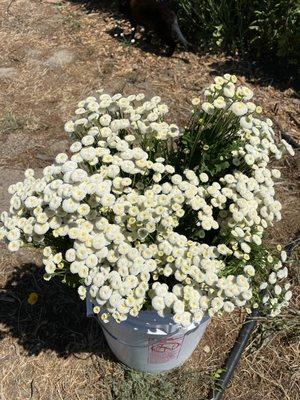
[148,335,184,364]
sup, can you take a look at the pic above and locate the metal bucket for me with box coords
[86,299,210,373]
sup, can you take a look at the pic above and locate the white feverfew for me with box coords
[1,81,293,326]
[230,102,248,117]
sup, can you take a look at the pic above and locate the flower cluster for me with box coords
[0,75,293,326]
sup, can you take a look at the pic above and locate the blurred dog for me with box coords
[118,0,191,56]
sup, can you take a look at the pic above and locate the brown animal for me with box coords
[119,0,190,56]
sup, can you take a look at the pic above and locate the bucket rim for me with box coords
[86,296,210,331]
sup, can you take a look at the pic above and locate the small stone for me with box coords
[203,345,211,353]
[49,140,70,155]
[0,67,17,79]
[45,49,74,68]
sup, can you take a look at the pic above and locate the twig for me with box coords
[29,379,34,400]
[246,362,291,400]
[288,111,300,129]
[284,231,300,257]
[6,0,16,14]
[274,118,300,149]
[281,133,300,149]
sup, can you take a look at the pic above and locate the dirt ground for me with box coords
[0,0,299,399]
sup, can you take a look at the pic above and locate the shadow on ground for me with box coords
[0,263,114,360]
[66,0,192,59]
[65,0,118,13]
[106,26,192,63]
[209,58,299,93]
[61,0,298,83]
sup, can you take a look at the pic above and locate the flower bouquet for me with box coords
[0,75,294,372]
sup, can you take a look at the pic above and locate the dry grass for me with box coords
[0,0,299,399]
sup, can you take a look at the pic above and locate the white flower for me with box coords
[45,262,56,274]
[268,272,277,285]
[81,135,95,146]
[180,312,192,327]
[214,76,225,85]
[64,120,75,133]
[80,147,96,162]
[98,286,112,300]
[72,187,86,202]
[92,234,107,250]
[223,301,235,313]
[43,246,52,257]
[213,97,226,109]
[199,173,209,183]
[25,196,40,209]
[62,160,78,173]
[99,114,112,126]
[245,154,255,165]
[6,228,21,241]
[78,286,87,299]
[277,267,288,279]
[191,97,200,106]
[240,86,253,101]
[271,169,281,179]
[252,235,262,246]
[280,251,287,262]
[65,248,76,262]
[241,242,251,254]
[244,265,255,277]
[211,297,224,311]
[274,285,282,295]
[55,153,68,164]
[8,240,20,252]
[202,102,214,114]
[223,83,235,98]
[77,204,91,216]
[230,102,248,117]
[152,296,165,311]
[62,198,79,213]
[284,291,292,301]
[53,252,62,264]
[24,169,34,178]
[34,223,49,235]
[173,299,185,315]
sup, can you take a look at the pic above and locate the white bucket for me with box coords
[86,299,210,373]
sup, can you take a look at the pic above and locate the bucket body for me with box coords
[87,299,210,373]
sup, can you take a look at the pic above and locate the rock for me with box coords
[49,139,70,155]
[0,67,17,79]
[45,49,74,68]
[25,49,42,59]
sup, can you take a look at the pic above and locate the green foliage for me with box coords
[171,106,242,176]
[174,0,300,68]
[253,307,300,348]
[0,113,25,135]
[211,368,225,381]
[169,106,244,242]
[112,370,176,400]
[249,0,300,65]
[62,10,82,32]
